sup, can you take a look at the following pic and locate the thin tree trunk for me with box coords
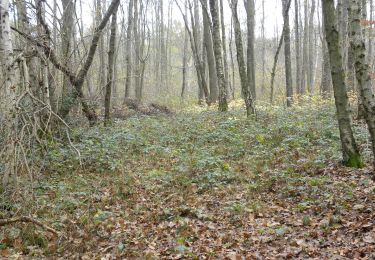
[220,0,230,99]
[301,0,308,94]
[261,0,266,97]
[124,0,133,100]
[282,0,293,106]
[61,0,75,115]
[230,0,254,116]
[321,13,332,97]
[134,0,142,100]
[181,0,189,99]
[209,0,228,111]
[245,0,256,100]
[308,0,316,93]
[295,0,301,95]
[202,0,218,102]
[270,32,284,104]
[104,4,118,126]
[96,0,106,94]
[229,16,235,99]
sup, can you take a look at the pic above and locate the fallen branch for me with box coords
[0,216,58,236]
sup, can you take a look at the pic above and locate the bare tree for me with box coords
[245,0,256,100]
[349,0,375,167]
[209,0,228,111]
[124,0,134,100]
[104,3,119,126]
[322,0,362,167]
[202,0,218,103]
[282,0,293,106]
[295,0,302,95]
[13,0,121,125]
[230,0,254,116]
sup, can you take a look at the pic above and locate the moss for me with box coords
[345,152,364,168]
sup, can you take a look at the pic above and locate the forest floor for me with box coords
[1,98,375,259]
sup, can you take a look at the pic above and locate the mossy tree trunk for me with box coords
[349,0,375,167]
[230,0,254,116]
[209,0,228,112]
[322,0,362,167]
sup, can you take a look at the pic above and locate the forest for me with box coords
[1,0,375,258]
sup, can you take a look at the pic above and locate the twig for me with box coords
[0,216,58,236]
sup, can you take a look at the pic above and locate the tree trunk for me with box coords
[270,32,284,104]
[133,0,142,100]
[308,0,316,93]
[369,0,373,62]
[209,0,228,111]
[321,14,332,97]
[181,1,189,99]
[322,0,362,167]
[220,0,230,99]
[295,0,302,95]
[96,0,106,94]
[349,0,375,167]
[229,16,236,99]
[282,0,293,107]
[301,0,308,94]
[104,4,118,126]
[261,0,266,97]
[202,0,218,103]
[1,0,17,187]
[176,0,210,105]
[245,0,256,100]
[124,0,133,100]
[32,0,121,125]
[230,0,254,116]
[60,0,75,115]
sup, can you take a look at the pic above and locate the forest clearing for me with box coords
[1,0,375,258]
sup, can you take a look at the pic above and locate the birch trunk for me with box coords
[349,0,375,167]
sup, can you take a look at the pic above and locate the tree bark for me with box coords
[176,0,210,105]
[220,0,230,99]
[308,0,316,93]
[301,0,308,94]
[209,0,228,111]
[349,0,375,167]
[96,0,106,94]
[124,0,133,100]
[295,0,302,95]
[322,0,362,167]
[321,14,332,97]
[230,0,254,116]
[104,4,118,126]
[181,0,189,99]
[282,0,293,107]
[60,0,75,116]
[202,0,218,103]
[245,0,256,100]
